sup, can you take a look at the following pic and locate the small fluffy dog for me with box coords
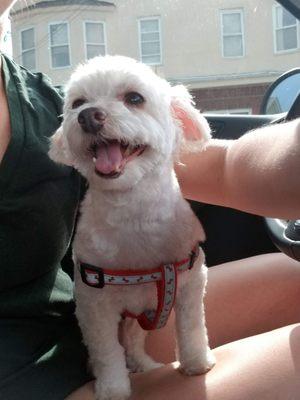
[49,55,215,400]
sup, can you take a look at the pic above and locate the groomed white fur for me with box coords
[49,55,215,400]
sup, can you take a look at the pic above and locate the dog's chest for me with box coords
[74,187,204,269]
[75,217,183,268]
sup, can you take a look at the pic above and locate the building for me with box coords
[10,0,300,113]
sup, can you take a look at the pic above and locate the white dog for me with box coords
[49,55,215,400]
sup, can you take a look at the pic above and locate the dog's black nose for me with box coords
[78,107,107,134]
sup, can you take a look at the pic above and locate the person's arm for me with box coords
[176,118,300,219]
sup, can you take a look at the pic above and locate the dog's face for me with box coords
[49,56,210,190]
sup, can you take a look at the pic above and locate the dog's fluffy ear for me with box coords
[171,85,211,153]
[48,126,73,166]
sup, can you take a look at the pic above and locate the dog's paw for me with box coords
[96,394,129,400]
[140,360,164,373]
[126,354,164,373]
[95,378,131,400]
[95,389,130,400]
[179,350,216,376]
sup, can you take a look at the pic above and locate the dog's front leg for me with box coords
[175,262,215,375]
[121,318,163,372]
[76,299,131,400]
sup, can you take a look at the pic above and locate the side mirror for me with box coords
[260,68,300,115]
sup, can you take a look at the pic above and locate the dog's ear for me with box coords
[171,85,211,152]
[48,126,73,166]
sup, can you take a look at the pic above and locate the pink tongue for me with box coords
[95,142,123,174]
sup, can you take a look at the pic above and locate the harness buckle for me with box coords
[189,244,200,269]
[80,263,105,288]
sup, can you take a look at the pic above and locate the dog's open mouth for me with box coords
[89,139,146,179]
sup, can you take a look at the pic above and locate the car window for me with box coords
[4,0,300,115]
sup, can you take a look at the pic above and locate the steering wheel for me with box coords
[265,218,300,261]
[264,92,300,261]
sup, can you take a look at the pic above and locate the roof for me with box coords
[11,0,115,15]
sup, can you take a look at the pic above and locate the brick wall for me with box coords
[191,82,270,114]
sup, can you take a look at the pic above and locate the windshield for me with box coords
[5,0,300,115]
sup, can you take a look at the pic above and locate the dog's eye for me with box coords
[124,92,145,106]
[72,98,87,109]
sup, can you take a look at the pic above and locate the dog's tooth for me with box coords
[124,146,131,157]
[92,157,96,163]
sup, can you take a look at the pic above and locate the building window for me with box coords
[138,18,161,65]
[21,27,36,70]
[273,4,299,52]
[84,21,106,60]
[220,10,245,58]
[49,22,71,68]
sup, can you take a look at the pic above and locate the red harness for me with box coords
[79,244,200,330]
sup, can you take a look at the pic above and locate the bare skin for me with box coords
[176,120,300,219]
[147,253,300,354]
[0,0,13,163]
[69,321,300,400]
[0,0,15,16]
[0,62,11,163]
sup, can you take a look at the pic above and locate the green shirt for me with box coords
[0,54,91,400]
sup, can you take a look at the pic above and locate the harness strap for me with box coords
[136,263,177,330]
[79,244,200,330]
